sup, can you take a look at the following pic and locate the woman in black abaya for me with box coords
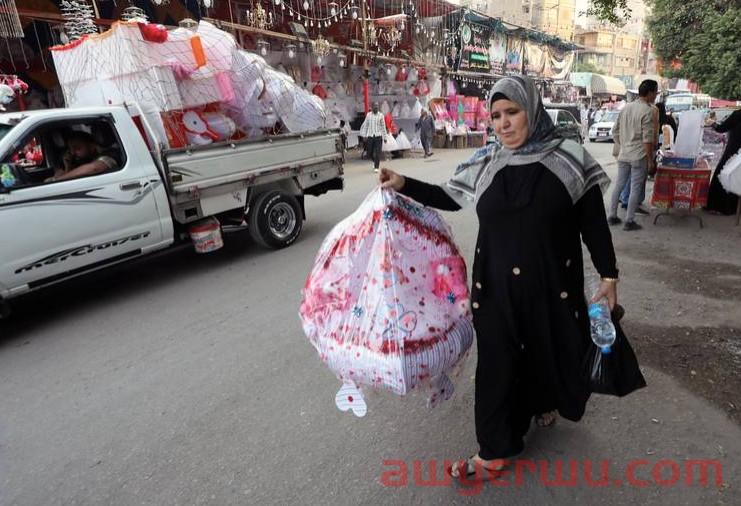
[379,76,638,477]
[706,109,741,215]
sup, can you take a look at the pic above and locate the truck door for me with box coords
[0,115,167,294]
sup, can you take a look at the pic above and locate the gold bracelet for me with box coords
[601,277,619,284]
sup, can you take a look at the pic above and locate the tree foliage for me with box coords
[646,1,741,99]
[567,0,741,98]
[584,0,633,26]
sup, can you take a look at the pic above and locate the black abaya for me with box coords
[707,109,741,215]
[401,163,618,459]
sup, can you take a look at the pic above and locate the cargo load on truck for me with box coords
[49,20,328,149]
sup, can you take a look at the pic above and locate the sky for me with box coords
[574,0,591,26]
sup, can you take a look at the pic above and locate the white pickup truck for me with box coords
[0,105,344,315]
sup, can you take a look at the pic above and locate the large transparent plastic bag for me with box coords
[299,188,474,417]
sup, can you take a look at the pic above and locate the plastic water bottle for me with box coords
[586,278,616,354]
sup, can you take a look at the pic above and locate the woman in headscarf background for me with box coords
[379,76,643,477]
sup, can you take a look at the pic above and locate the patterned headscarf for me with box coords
[445,75,610,207]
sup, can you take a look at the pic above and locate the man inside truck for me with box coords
[45,131,120,183]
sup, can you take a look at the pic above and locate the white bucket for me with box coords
[189,217,224,254]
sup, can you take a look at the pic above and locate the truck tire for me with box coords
[248,191,302,249]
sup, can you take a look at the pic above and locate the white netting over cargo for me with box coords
[50,21,327,148]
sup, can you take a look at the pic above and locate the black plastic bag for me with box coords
[583,305,647,397]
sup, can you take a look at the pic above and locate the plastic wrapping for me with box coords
[395,131,412,150]
[719,150,741,195]
[382,133,399,151]
[299,189,474,416]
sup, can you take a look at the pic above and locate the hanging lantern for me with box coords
[284,43,297,59]
[245,4,274,30]
[274,0,282,4]
[303,0,310,9]
[350,5,359,20]
[328,1,338,17]
[312,34,331,64]
[415,21,422,34]
[338,51,347,68]
[256,38,270,57]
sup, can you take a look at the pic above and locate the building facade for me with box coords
[574,28,642,78]
[482,0,575,40]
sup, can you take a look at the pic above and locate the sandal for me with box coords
[447,454,507,479]
[535,410,558,428]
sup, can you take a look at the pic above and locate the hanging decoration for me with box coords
[151,0,171,5]
[285,0,356,28]
[256,38,271,56]
[312,34,331,63]
[379,25,402,52]
[61,0,99,41]
[0,0,24,38]
[245,3,275,30]
[284,43,297,59]
[121,6,148,23]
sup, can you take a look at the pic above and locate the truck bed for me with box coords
[161,129,344,224]
[164,129,344,194]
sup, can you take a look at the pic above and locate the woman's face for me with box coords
[491,99,529,149]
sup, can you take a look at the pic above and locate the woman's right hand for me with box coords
[378,168,405,191]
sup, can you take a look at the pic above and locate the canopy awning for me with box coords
[590,74,627,96]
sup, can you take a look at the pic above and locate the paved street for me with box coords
[1,143,739,505]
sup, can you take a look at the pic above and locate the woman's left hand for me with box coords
[591,280,618,311]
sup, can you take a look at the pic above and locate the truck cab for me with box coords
[0,108,174,301]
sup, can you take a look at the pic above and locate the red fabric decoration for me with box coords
[384,113,398,135]
[313,84,328,99]
[651,166,711,210]
[138,23,169,43]
[311,66,323,82]
[417,67,428,80]
[395,66,408,82]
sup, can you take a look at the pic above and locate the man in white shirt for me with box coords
[607,79,659,231]
[360,103,387,173]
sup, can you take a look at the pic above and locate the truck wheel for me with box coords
[248,191,302,249]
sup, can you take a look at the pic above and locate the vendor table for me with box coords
[651,164,711,228]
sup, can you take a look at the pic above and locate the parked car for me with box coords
[546,109,583,144]
[588,111,620,142]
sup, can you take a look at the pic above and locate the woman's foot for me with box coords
[448,454,507,479]
[535,410,558,428]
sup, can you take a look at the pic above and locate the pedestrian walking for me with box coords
[608,79,659,231]
[618,101,662,212]
[418,109,435,158]
[379,75,644,478]
[360,103,387,173]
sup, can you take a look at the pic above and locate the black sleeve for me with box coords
[576,185,619,279]
[714,110,741,134]
[399,177,462,211]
